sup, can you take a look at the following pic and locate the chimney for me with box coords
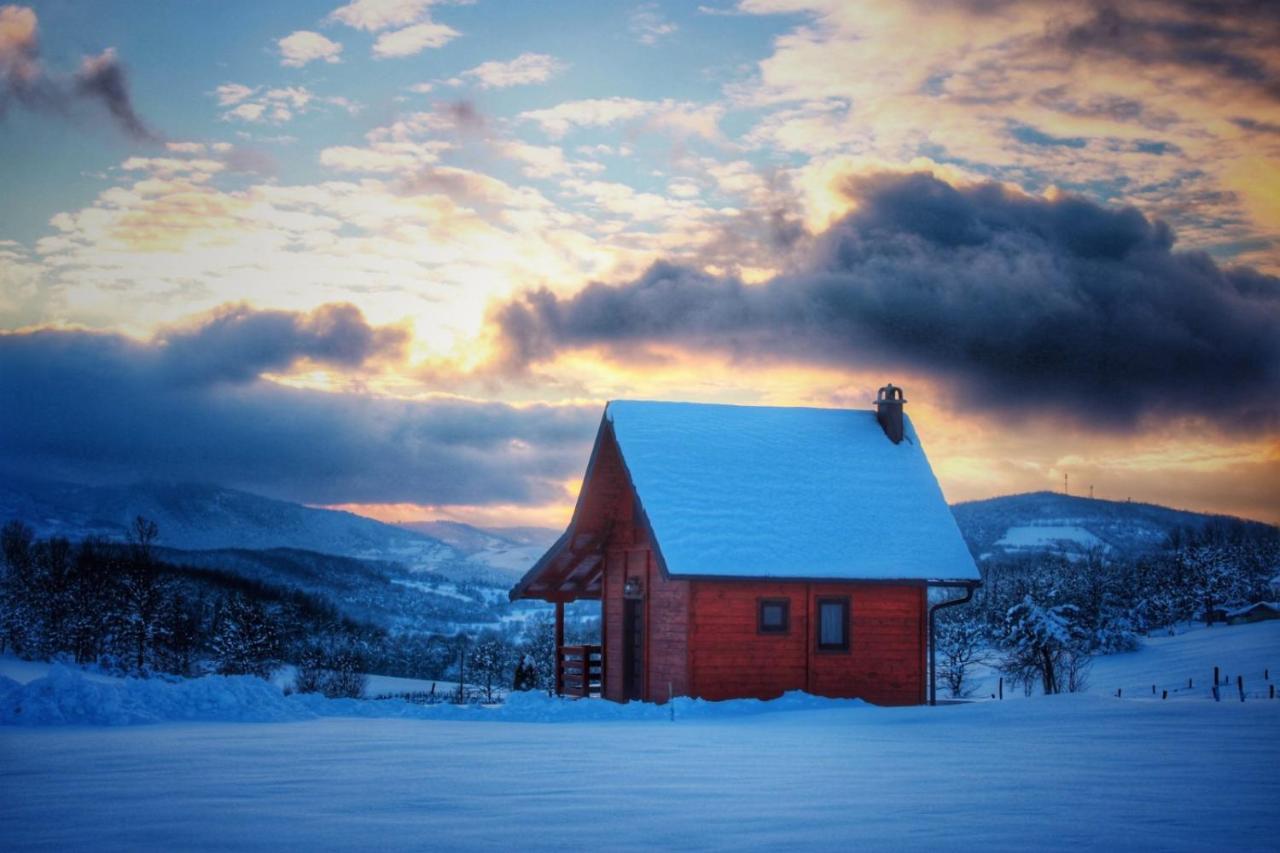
[875,383,906,443]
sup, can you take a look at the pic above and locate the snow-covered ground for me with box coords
[2,624,1277,851]
[967,620,1280,701]
[994,523,1106,551]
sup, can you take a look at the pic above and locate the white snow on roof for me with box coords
[606,400,979,581]
[1224,602,1280,619]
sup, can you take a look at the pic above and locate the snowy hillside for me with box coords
[400,520,558,574]
[0,477,515,582]
[950,490,1271,560]
[156,547,532,635]
[968,620,1280,701]
[3,621,1278,850]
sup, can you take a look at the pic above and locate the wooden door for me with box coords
[623,597,644,701]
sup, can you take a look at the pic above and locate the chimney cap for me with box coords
[874,383,907,404]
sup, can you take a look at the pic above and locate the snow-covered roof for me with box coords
[606,400,979,582]
[1224,602,1280,619]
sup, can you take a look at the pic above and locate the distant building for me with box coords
[1224,602,1280,626]
[510,385,980,706]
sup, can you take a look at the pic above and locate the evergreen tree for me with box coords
[212,594,279,678]
[1000,595,1089,695]
[471,632,509,703]
[0,521,37,656]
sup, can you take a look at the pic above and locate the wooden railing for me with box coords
[558,644,603,698]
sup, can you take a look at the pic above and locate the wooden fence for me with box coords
[558,644,603,698]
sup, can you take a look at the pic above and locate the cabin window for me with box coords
[758,598,790,634]
[816,597,849,651]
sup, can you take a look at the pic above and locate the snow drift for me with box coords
[0,665,867,727]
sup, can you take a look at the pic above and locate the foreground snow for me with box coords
[3,623,1278,850]
[2,693,1277,851]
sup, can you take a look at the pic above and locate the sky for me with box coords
[1,0,1278,528]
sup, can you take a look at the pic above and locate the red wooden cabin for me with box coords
[510,386,980,705]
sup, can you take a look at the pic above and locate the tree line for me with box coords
[0,518,596,701]
[937,519,1280,698]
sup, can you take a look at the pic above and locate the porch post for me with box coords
[554,600,565,697]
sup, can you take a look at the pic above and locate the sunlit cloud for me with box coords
[456,53,567,89]
[277,30,343,68]
[4,0,1278,525]
[372,21,459,58]
[328,0,438,32]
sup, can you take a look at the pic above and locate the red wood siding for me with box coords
[602,549,626,703]
[689,581,809,700]
[687,581,926,706]
[645,550,688,702]
[806,583,925,706]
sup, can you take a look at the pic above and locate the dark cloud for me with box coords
[1049,2,1280,100]
[156,303,408,385]
[0,7,156,140]
[73,49,156,141]
[0,326,596,506]
[1231,116,1280,135]
[491,170,1280,430]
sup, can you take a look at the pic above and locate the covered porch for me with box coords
[513,529,608,698]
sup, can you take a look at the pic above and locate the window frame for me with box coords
[757,597,791,635]
[815,596,851,653]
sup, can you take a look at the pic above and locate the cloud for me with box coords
[328,0,435,31]
[372,21,459,58]
[489,170,1280,430]
[155,302,408,385]
[0,5,41,97]
[277,30,343,67]
[1050,2,1280,101]
[629,4,678,45]
[457,53,567,89]
[0,6,155,139]
[0,324,596,506]
[217,85,318,124]
[73,49,156,141]
[520,97,720,141]
[215,83,256,106]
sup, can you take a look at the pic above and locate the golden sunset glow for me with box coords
[1,0,1277,526]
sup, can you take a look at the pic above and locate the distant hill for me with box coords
[399,520,558,575]
[0,477,512,583]
[0,477,550,634]
[950,491,1274,561]
[155,546,528,635]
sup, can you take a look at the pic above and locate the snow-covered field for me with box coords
[968,620,1280,701]
[2,624,1278,852]
[994,523,1105,551]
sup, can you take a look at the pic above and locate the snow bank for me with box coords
[0,666,314,726]
[0,665,866,727]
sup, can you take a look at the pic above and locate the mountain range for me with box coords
[2,477,1272,632]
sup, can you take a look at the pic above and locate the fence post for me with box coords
[1270,684,1275,700]
[1238,675,1245,702]
[1188,678,1193,689]
[1116,688,1122,698]
[998,677,1003,701]
[1162,690,1167,700]
[1214,666,1219,686]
